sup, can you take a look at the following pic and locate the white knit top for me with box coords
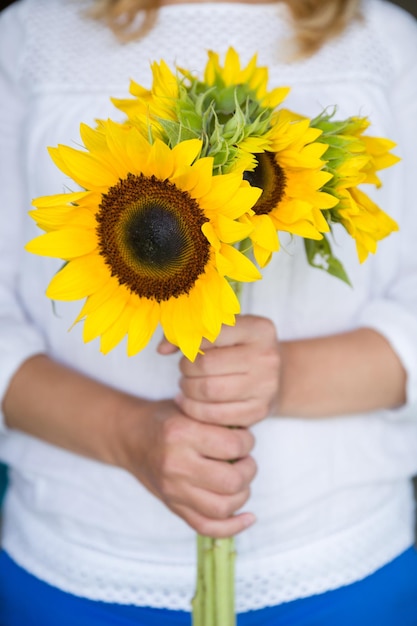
[1,0,417,612]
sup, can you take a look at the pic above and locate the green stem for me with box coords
[191,535,204,625]
[192,270,242,626]
[203,536,214,625]
[192,535,236,626]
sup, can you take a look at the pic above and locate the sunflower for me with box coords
[335,187,399,263]
[113,48,288,127]
[238,110,338,267]
[311,111,400,262]
[112,49,291,175]
[26,121,262,361]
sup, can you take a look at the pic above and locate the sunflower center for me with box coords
[97,173,210,301]
[125,202,186,267]
[243,152,286,215]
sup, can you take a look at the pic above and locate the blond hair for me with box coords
[89,0,362,56]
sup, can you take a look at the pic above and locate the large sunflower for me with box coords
[239,110,338,267]
[26,121,262,361]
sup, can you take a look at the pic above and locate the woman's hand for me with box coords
[3,354,256,538]
[173,315,281,428]
[115,398,257,537]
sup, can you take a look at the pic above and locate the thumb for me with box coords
[157,337,180,356]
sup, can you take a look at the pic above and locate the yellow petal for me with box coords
[172,139,202,169]
[160,295,203,362]
[73,276,119,324]
[253,243,273,268]
[100,299,136,354]
[214,214,253,244]
[80,123,108,154]
[49,145,118,190]
[152,59,179,100]
[46,255,109,301]
[146,139,174,180]
[200,172,243,206]
[223,47,241,86]
[217,185,261,220]
[127,298,160,356]
[249,214,279,251]
[29,207,97,232]
[32,191,89,208]
[197,267,239,339]
[104,120,143,176]
[26,228,97,259]
[188,158,215,198]
[263,86,290,109]
[218,244,261,282]
[83,285,130,343]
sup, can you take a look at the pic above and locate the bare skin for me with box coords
[2,353,256,538]
[170,317,406,425]
[2,316,406,538]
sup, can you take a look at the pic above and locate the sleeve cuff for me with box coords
[357,298,417,418]
[0,321,47,432]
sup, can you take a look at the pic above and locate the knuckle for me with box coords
[205,402,228,425]
[183,512,205,535]
[196,351,214,375]
[225,432,245,459]
[220,469,243,495]
[195,518,214,536]
[162,415,187,445]
[211,497,234,520]
[199,375,224,401]
[254,315,276,339]
[253,400,270,422]
[244,456,258,481]
[239,487,251,507]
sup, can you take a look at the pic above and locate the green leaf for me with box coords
[157,118,199,147]
[304,236,352,286]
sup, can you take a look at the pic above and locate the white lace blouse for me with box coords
[0,0,417,612]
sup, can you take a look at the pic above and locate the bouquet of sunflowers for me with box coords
[26,48,399,626]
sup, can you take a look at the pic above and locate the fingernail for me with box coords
[243,513,256,528]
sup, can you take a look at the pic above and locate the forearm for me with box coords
[277,327,407,418]
[2,353,256,537]
[1,354,141,466]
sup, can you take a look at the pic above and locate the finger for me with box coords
[177,394,270,427]
[190,455,257,495]
[174,504,256,538]
[192,421,255,459]
[157,338,180,355]
[179,371,251,402]
[180,344,248,378]
[180,334,279,381]
[199,315,277,352]
[171,484,251,521]
[157,412,254,461]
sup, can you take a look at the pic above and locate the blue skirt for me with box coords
[1,548,417,625]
